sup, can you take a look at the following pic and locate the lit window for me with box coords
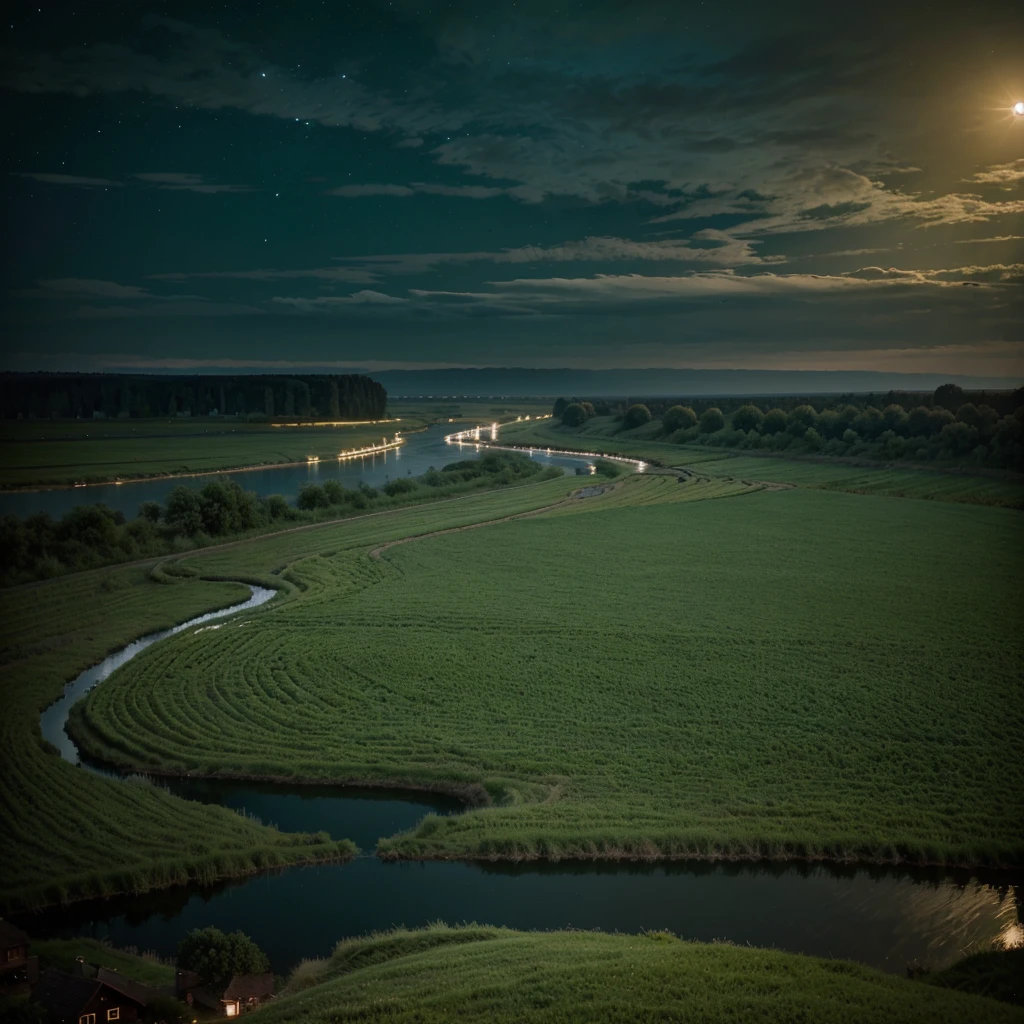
[108,1011,120,1021]
[5,949,18,961]
[80,1015,96,1024]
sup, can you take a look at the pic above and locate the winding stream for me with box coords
[20,463,1023,976]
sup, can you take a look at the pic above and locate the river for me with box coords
[20,586,1023,975]
[0,423,593,520]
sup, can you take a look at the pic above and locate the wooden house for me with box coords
[176,970,275,1017]
[32,967,148,1024]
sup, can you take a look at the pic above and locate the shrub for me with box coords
[138,501,162,524]
[383,478,418,497]
[699,407,725,433]
[323,480,346,505]
[296,484,329,510]
[803,428,823,451]
[622,404,651,429]
[661,405,697,433]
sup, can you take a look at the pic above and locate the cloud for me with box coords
[271,290,408,312]
[152,267,381,285]
[134,172,253,193]
[326,181,544,202]
[71,300,266,318]
[962,160,1024,186]
[13,278,154,299]
[11,172,120,188]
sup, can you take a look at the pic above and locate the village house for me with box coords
[176,969,275,1017]
[0,920,39,988]
[32,967,149,1024]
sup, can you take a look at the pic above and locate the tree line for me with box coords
[553,384,1023,425]
[0,452,554,586]
[552,385,1024,471]
[0,372,387,420]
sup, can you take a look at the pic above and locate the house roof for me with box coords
[223,973,275,1002]
[0,920,29,949]
[95,967,158,1006]
[33,968,102,1022]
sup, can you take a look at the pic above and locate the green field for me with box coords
[499,416,1024,506]
[0,567,356,913]
[0,479,572,911]
[0,400,551,488]
[262,924,1022,1023]
[66,472,1024,868]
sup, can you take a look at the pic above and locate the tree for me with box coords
[164,486,205,536]
[934,383,966,412]
[790,405,818,430]
[662,405,697,433]
[853,406,884,439]
[323,480,346,505]
[761,408,789,435]
[732,404,763,432]
[562,402,589,427]
[552,397,569,417]
[803,427,823,451]
[882,404,909,435]
[138,501,162,524]
[177,927,270,990]
[955,403,983,430]
[622,404,651,429]
[699,407,725,433]
[907,406,933,437]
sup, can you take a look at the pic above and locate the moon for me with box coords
[1015,101,1024,116]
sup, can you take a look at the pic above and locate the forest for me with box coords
[0,372,388,421]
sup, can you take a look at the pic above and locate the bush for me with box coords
[661,405,697,433]
[592,459,623,478]
[383,477,418,497]
[138,501,162,524]
[803,428,823,451]
[622,404,651,429]
[296,484,329,510]
[323,480,346,505]
[732,404,764,433]
[699,407,725,433]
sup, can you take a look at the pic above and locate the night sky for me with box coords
[2,0,1022,378]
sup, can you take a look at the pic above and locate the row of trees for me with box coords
[552,385,1024,425]
[0,453,551,586]
[0,372,387,420]
[662,400,1024,469]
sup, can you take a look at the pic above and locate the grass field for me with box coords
[0,401,552,488]
[499,416,1024,506]
[0,477,574,911]
[689,452,1024,506]
[66,472,1024,868]
[0,567,357,913]
[262,924,1022,1023]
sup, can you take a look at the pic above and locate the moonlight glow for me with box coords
[1014,101,1024,116]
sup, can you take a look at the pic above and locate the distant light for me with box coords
[1015,101,1024,116]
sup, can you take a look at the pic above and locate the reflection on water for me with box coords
[17,850,1019,976]
[0,423,591,519]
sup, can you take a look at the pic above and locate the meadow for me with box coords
[68,472,1024,868]
[0,477,574,912]
[261,924,1022,1023]
[499,417,1024,506]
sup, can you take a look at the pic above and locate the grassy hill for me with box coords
[262,924,1024,1023]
